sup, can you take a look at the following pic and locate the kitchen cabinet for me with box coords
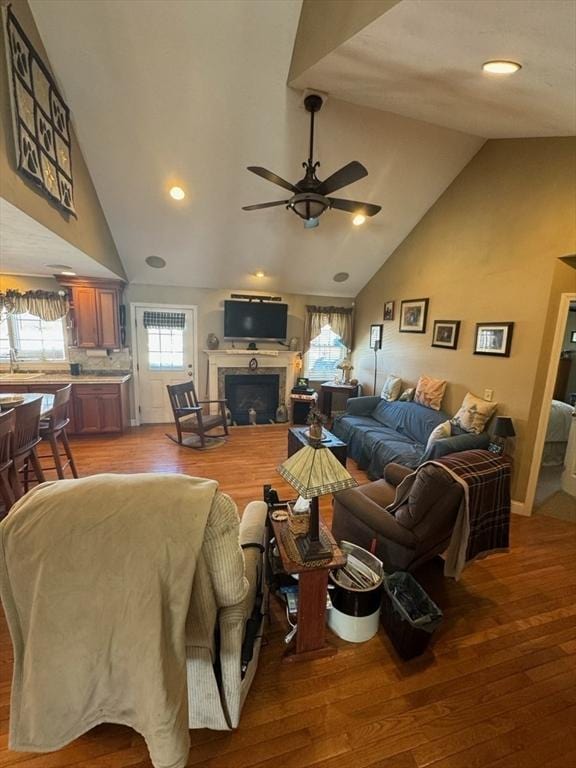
[0,381,129,435]
[59,277,124,349]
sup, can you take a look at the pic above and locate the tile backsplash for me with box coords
[68,347,132,372]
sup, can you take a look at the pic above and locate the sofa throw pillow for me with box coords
[414,376,447,411]
[451,391,497,434]
[380,375,402,402]
[399,387,415,402]
[425,420,452,451]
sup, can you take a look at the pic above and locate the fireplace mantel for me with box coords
[204,349,301,414]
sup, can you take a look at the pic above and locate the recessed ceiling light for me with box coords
[352,214,366,226]
[169,186,185,200]
[482,60,522,75]
[333,272,349,283]
[46,263,73,271]
[145,255,166,269]
[60,270,76,276]
[254,270,265,278]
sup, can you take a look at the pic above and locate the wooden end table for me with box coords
[269,512,346,662]
[320,382,359,420]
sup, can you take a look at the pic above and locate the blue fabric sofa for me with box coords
[332,397,490,480]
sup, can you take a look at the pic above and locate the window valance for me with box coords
[0,290,69,321]
[143,311,186,330]
[304,305,354,353]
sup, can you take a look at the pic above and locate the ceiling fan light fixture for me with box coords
[289,192,328,220]
[482,60,521,75]
[304,217,319,229]
[352,214,366,226]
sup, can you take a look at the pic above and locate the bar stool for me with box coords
[0,409,16,513]
[38,384,78,480]
[11,398,45,500]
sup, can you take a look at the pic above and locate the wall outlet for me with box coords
[484,388,494,402]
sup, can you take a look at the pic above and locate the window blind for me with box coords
[142,311,186,330]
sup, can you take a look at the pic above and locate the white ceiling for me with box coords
[0,198,120,279]
[291,0,576,138]
[27,0,485,297]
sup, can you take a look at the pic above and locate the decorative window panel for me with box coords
[3,7,76,215]
[143,311,186,330]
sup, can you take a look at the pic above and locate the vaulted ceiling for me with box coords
[25,0,574,297]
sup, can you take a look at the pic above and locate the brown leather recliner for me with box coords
[332,462,463,572]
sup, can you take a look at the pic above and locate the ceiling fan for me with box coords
[242,94,381,228]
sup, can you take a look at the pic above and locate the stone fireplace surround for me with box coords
[205,350,301,418]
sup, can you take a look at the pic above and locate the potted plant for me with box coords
[307,406,326,441]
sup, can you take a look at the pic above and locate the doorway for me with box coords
[531,296,576,521]
[132,304,198,424]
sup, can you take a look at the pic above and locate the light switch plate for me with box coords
[484,388,494,402]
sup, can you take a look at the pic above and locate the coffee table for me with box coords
[287,425,347,467]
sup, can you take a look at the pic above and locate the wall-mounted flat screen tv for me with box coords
[224,300,288,341]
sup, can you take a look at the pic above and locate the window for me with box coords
[0,311,67,362]
[305,324,347,380]
[146,327,185,370]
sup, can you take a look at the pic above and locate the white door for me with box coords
[134,305,197,423]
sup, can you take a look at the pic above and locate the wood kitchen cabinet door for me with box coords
[74,287,99,348]
[74,389,103,433]
[96,289,120,349]
[99,393,123,432]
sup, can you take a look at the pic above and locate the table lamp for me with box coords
[489,416,516,455]
[277,442,357,562]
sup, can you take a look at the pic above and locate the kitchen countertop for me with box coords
[0,373,132,385]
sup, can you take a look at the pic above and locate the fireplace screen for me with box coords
[225,374,279,425]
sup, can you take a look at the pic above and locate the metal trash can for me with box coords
[328,541,384,643]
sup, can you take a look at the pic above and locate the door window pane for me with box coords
[147,327,184,369]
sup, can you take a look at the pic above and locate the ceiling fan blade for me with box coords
[329,198,382,217]
[242,200,289,211]
[316,161,368,196]
[247,166,300,194]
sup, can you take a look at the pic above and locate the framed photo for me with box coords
[383,301,395,321]
[571,331,576,343]
[370,323,383,350]
[474,322,514,357]
[399,298,429,334]
[431,320,461,350]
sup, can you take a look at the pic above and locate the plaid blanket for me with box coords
[388,449,511,578]
[436,450,511,576]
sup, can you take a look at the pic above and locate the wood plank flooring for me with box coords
[2,424,576,768]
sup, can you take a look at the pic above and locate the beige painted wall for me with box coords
[288,0,401,82]
[352,137,576,503]
[0,0,126,279]
[126,283,353,400]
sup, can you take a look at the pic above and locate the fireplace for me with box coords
[225,374,279,425]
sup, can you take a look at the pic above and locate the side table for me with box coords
[320,382,359,420]
[269,512,346,662]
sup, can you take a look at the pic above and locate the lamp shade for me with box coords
[277,445,358,499]
[493,417,516,438]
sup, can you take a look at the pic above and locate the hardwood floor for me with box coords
[2,424,576,767]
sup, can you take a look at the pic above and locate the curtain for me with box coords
[142,311,186,330]
[0,290,69,321]
[303,305,354,352]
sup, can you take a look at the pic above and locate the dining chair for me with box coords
[0,409,16,513]
[11,398,45,500]
[38,385,78,479]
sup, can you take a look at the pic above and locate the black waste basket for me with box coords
[381,571,443,660]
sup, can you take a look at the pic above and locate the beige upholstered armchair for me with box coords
[0,474,267,768]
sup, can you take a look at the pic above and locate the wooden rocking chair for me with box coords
[166,380,229,449]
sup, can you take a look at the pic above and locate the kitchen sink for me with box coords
[0,372,46,380]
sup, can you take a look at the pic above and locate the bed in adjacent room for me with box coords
[542,399,575,466]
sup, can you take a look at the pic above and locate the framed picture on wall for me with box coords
[431,320,461,349]
[474,322,514,357]
[383,301,395,321]
[399,298,429,333]
[370,323,383,349]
